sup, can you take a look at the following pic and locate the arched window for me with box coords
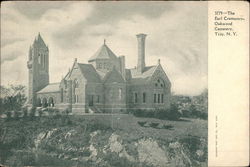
[143,92,146,103]
[42,98,48,108]
[73,79,79,103]
[60,88,63,102]
[134,92,138,103]
[118,88,122,100]
[38,54,41,64]
[74,79,79,88]
[43,54,46,68]
[48,97,54,107]
[37,98,42,107]
[154,78,165,88]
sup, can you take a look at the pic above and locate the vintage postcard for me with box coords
[0,1,248,167]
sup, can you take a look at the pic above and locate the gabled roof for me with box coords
[126,64,170,85]
[128,65,162,85]
[88,43,118,62]
[77,63,101,83]
[96,70,107,80]
[130,65,158,79]
[37,83,60,94]
[103,67,125,83]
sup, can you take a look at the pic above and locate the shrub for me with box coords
[55,109,60,116]
[38,109,43,117]
[6,111,12,120]
[149,122,159,128]
[180,104,208,120]
[138,121,147,127]
[162,124,174,130]
[179,135,207,162]
[29,107,36,119]
[13,111,21,120]
[47,108,55,116]
[22,107,28,118]
[167,104,181,120]
[130,105,181,121]
[131,109,145,117]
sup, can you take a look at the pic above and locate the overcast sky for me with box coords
[1,1,207,96]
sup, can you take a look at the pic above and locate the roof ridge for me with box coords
[88,43,118,61]
[128,65,157,70]
[78,63,92,66]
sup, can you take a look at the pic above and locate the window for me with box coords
[98,63,102,69]
[158,94,160,103]
[41,54,43,66]
[134,93,138,103]
[60,88,63,102]
[38,54,41,64]
[74,94,78,103]
[75,79,79,88]
[161,94,164,103]
[96,95,100,103]
[154,78,165,88]
[143,92,146,103]
[119,88,122,100]
[154,94,157,103]
[43,54,46,68]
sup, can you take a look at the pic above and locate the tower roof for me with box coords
[88,42,118,62]
[33,33,47,48]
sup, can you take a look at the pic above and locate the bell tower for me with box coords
[27,33,49,107]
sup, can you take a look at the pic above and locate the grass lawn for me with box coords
[67,114,207,141]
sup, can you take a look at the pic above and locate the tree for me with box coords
[0,84,27,115]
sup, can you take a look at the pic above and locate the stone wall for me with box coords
[103,83,127,113]
[128,83,171,110]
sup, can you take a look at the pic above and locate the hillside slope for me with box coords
[0,114,207,167]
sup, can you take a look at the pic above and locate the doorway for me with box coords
[89,95,94,106]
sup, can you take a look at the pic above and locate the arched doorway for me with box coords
[42,98,48,108]
[37,98,42,107]
[48,97,54,107]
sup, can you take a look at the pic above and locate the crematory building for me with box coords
[27,33,171,114]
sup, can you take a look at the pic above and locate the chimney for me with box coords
[119,55,126,80]
[136,33,147,73]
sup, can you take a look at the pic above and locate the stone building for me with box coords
[27,33,171,114]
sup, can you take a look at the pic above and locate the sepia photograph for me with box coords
[0,1,209,167]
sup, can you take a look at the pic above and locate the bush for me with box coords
[162,124,174,130]
[167,104,181,120]
[13,111,21,120]
[180,104,208,120]
[149,122,159,128]
[29,107,36,119]
[22,107,28,118]
[6,111,12,120]
[38,109,43,117]
[130,104,181,121]
[138,121,147,127]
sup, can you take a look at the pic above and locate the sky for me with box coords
[1,1,208,96]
